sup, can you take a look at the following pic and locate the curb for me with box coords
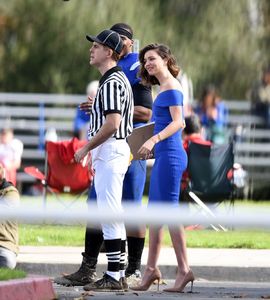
[17,262,270,283]
[0,275,55,300]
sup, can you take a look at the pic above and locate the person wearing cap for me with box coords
[0,163,20,269]
[72,29,133,291]
[54,23,152,290]
[85,23,152,283]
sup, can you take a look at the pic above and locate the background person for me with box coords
[194,84,228,144]
[73,80,99,140]
[182,114,247,198]
[0,163,20,269]
[0,128,23,186]
[131,43,193,293]
[249,64,270,128]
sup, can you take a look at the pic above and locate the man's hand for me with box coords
[86,153,95,177]
[79,96,94,114]
[74,146,89,164]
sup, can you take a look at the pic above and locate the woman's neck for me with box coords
[157,71,175,90]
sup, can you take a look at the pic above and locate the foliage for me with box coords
[0,0,269,98]
[0,268,26,281]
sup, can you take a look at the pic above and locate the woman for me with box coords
[195,84,228,144]
[131,44,194,293]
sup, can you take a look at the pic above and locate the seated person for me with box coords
[182,115,211,191]
[0,128,23,186]
[182,115,247,193]
[249,65,270,128]
[0,163,20,269]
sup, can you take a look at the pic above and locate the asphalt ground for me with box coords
[55,280,270,300]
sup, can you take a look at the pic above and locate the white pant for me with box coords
[91,138,130,240]
[0,247,16,269]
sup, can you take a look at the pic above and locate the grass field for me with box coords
[19,224,270,249]
[0,268,26,281]
[19,196,270,249]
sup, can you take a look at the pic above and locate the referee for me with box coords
[74,29,134,291]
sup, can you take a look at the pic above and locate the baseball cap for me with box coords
[86,29,123,55]
[110,23,133,40]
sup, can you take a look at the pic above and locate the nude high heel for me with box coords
[130,266,161,291]
[163,269,195,293]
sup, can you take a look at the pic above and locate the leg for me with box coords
[94,162,125,281]
[83,141,130,291]
[122,160,147,277]
[164,225,194,292]
[0,247,16,269]
[146,225,163,269]
[130,225,162,291]
[54,184,100,286]
[168,225,189,274]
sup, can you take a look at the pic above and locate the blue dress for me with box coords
[149,89,187,205]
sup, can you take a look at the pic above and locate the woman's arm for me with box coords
[137,105,185,159]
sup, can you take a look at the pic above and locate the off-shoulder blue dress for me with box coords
[149,89,187,205]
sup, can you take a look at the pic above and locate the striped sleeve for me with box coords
[103,80,122,115]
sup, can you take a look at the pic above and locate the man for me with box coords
[0,163,20,269]
[54,23,152,289]
[73,29,133,291]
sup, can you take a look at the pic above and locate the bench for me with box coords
[0,92,86,192]
[1,92,270,194]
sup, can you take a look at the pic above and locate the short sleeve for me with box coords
[103,80,122,115]
[156,90,183,107]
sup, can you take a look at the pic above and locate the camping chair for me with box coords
[183,141,235,231]
[24,138,92,208]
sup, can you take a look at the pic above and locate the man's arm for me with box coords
[74,113,121,163]
[132,82,152,123]
[133,106,152,123]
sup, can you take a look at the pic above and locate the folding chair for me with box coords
[184,141,235,231]
[24,138,92,208]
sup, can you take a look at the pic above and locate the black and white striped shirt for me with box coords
[88,66,134,139]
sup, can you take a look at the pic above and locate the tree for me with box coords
[0,0,269,98]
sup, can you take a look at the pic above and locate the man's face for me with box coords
[89,42,110,67]
[119,35,133,57]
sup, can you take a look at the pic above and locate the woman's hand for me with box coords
[138,138,155,160]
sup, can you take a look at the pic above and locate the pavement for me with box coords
[17,246,270,282]
[4,246,268,300]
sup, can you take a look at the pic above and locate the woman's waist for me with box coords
[155,141,185,153]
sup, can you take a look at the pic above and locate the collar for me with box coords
[99,66,122,85]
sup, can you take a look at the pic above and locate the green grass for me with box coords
[19,224,85,246]
[0,268,26,281]
[19,224,270,249]
[18,196,270,249]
